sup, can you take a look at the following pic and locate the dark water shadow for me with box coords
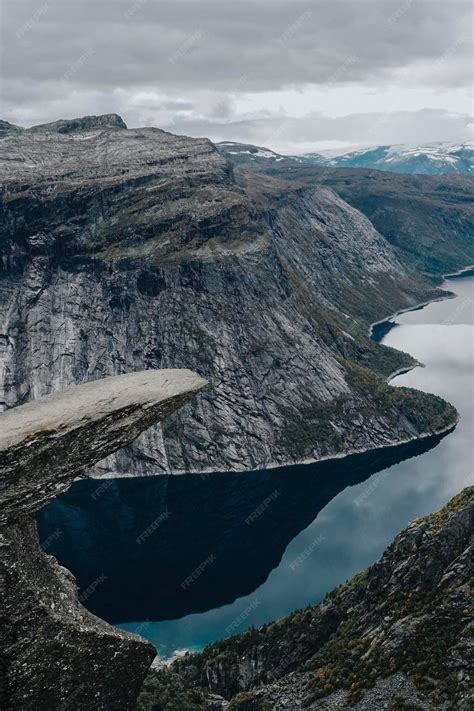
[371,320,398,342]
[37,430,450,624]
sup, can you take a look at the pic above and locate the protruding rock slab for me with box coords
[0,369,207,523]
[0,369,207,710]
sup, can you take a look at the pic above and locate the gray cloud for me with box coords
[4,0,472,90]
[160,108,473,152]
[1,0,472,149]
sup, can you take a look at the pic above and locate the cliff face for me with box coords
[0,369,206,710]
[0,115,464,476]
[139,487,474,710]
[235,161,474,276]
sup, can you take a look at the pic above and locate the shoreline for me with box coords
[88,266,471,481]
[91,415,460,481]
[372,265,474,383]
[369,290,457,341]
[442,264,474,280]
[385,362,424,384]
[370,263,474,340]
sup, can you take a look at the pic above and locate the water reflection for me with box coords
[37,274,474,658]
[37,435,444,624]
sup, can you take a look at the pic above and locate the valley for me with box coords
[1,116,472,477]
[1,115,473,710]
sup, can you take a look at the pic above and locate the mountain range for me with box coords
[216,140,474,175]
[295,142,474,175]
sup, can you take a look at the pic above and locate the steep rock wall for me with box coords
[0,369,206,710]
[0,116,461,476]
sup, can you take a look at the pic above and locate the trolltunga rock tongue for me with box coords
[0,369,207,523]
[0,369,207,710]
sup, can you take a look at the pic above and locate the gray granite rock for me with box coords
[0,115,463,476]
[0,369,206,710]
[0,368,207,521]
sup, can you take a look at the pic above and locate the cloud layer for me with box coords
[3,0,473,151]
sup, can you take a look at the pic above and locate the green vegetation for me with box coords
[137,489,473,710]
[305,583,471,706]
[279,358,457,461]
[138,667,210,711]
[247,338,270,355]
[280,400,344,458]
[9,319,27,334]
[428,486,473,519]
[359,341,414,379]
[343,360,458,433]
[162,418,183,440]
[280,258,420,382]
[229,692,271,710]
[390,697,425,710]
[211,424,230,438]
[303,491,473,706]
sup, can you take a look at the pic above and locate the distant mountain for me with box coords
[216,140,302,166]
[219,139,474,175]
[0,120,23,138]
[294,142,474,175]
[288,151,331,166]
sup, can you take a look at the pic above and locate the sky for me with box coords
[1,0,473,154]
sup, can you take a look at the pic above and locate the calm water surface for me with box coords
[38,274,474,659]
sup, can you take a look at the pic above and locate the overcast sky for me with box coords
[2,0,473,153]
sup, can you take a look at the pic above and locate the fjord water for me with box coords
[37,274,473,659]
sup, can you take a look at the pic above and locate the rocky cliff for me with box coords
[232,160,474,276]
[139,487,474,710]
[0,369,206,710]
[0,114,468,476]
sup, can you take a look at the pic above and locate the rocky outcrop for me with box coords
[0,369,206,710]
[28,113,128,134]
[0,114,466,476]
[139,487,474,710]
